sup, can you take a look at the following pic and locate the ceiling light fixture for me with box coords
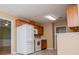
[45,15,56,20]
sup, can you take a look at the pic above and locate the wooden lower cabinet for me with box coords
[41,40,47,50]
[67,4,79,27]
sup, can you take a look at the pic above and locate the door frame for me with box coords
[54,25,67,50]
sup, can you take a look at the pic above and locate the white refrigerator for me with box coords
[16,24,34,55]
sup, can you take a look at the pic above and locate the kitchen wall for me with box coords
[54,20,69,32]
[41,22,54,49]
[40,19,70,49]
[54,19,75,32]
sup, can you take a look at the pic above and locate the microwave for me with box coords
[34,29,38,34]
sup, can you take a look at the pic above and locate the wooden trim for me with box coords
[69,27,79,32]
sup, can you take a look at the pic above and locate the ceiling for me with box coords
[0,4,67,24]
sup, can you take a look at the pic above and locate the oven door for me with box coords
[35,40,41,52]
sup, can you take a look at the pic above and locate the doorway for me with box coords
[54,26,67,50]
[0,19,11,55]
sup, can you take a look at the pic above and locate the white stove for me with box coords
[34,39,41,52]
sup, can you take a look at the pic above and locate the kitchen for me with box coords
[0,4,79,55]
[15,4,79,55]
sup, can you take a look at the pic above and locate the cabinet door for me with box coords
[41,40,47,50]
[34,25,43,35]
[67,4,78,27]
[16,19,26,27]
[38,26,43,35]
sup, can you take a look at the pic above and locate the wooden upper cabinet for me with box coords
[66,4,79,27]
[16,19,31,27]
[16,19,25,26]
[34,25,43,35]
[38,26,43,35]
[16,19,43,36]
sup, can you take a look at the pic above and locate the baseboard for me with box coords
[11,52,16,55]
[47,48,56,50]
[47,48,53,50]
[53,48,57,50]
